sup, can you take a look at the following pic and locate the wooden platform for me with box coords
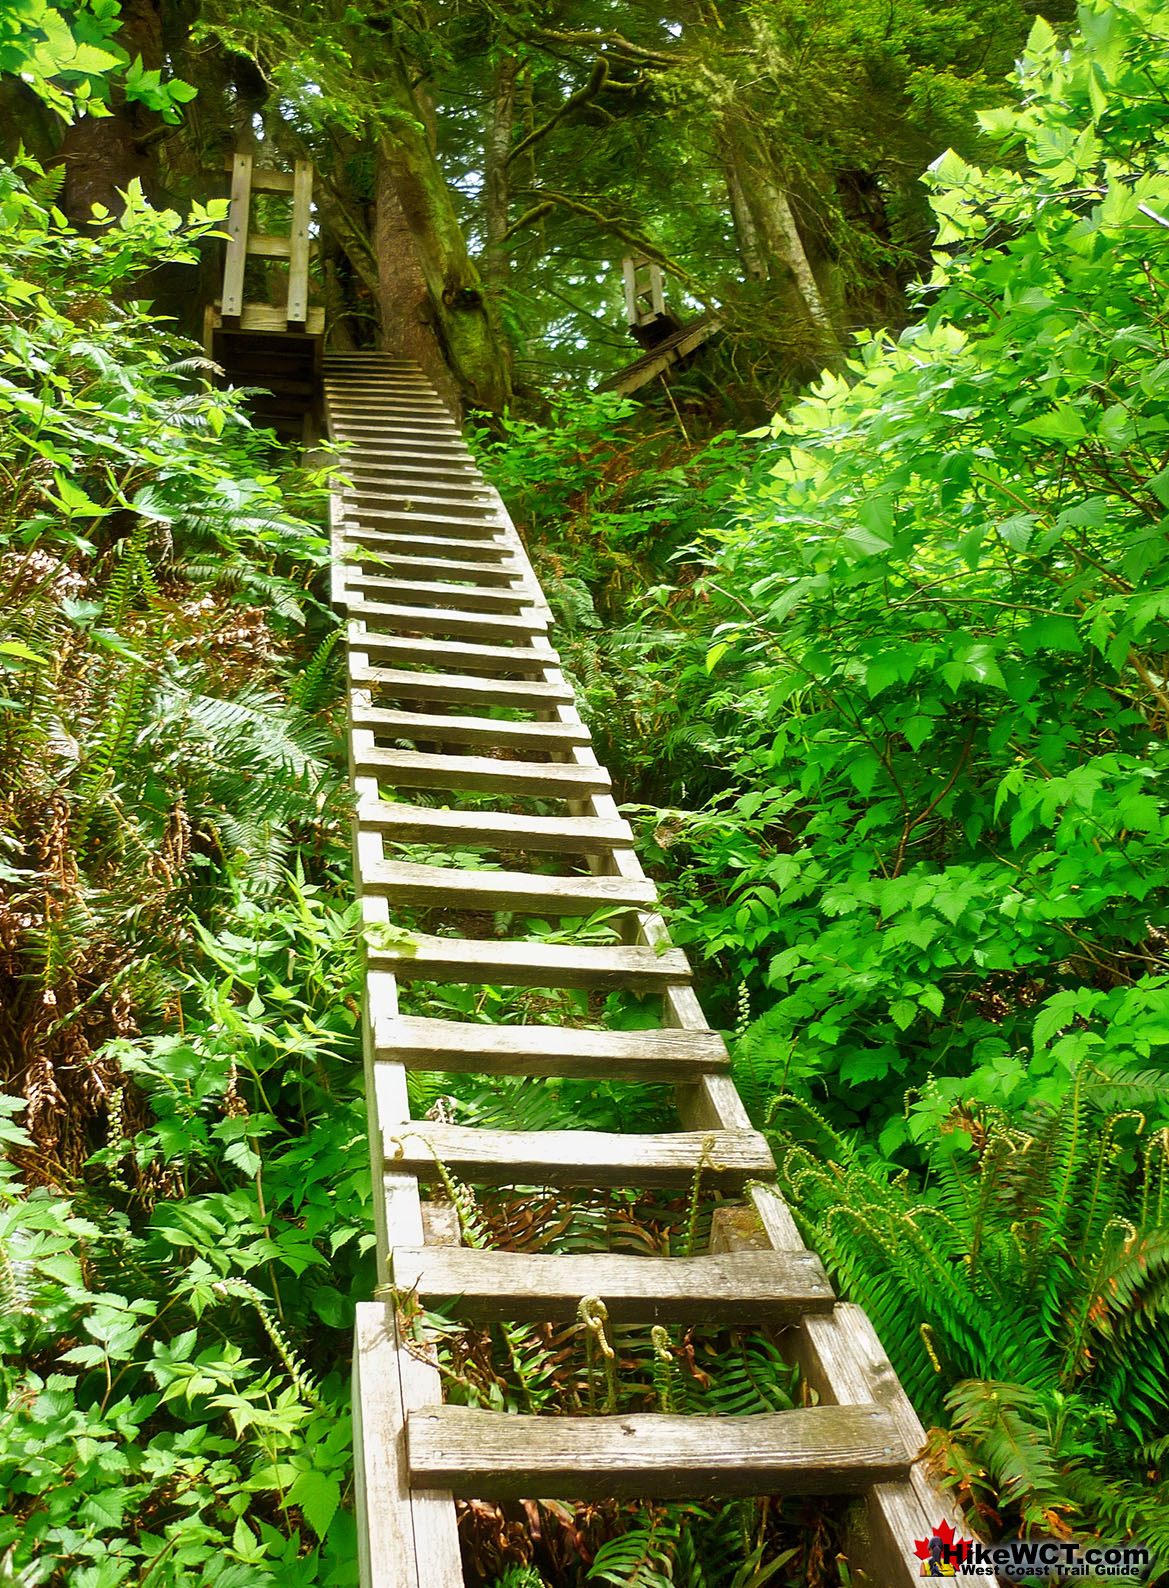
[327,354,965,1588]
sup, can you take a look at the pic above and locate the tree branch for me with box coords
[507,57,609,167]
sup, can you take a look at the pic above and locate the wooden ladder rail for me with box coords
[324,354,963,1588]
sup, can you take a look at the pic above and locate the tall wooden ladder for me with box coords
[326,352,960,1587]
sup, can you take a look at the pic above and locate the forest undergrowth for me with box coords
[6,0,1169,1584]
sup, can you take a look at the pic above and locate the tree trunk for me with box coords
[374,56,510,417]
[757,176,830,328]
[59,0,165,226]
[482,53,519,337]
[722,149,766,281]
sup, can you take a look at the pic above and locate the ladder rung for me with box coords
[343,529,511,562]
[352,664,573,708]
[350,632,556,674]
[387,1246,833,1325]
[368,932,689,990]
[345,508,502,538]
[344,491,496,517]
[348,600,546,642]
[406,1404,908,1500]
[352,703,589,751]
[355,747,610,798]
[383,1123,774,1190]
[357,801,631,854]
[347,576,530,613]
[362,861,653,915]
[376,1014,718,1079]
[346,554,522,587]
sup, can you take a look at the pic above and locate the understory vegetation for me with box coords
[5,0,1169,1584]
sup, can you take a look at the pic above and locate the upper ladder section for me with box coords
[203,154,324,441]
[325,353,963,1587]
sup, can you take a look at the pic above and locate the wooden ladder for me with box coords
[325,353,961,1587]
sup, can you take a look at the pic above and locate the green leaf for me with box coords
[287,1468,341,1539]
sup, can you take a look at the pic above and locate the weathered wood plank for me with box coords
[237,304,326,334]
[221,153,252,318]
[357,799,631,853]
[407,1404,908,1500]
[287,158,313,325]
[383,1122,774,1190]
[369,932,690,990]
[387,1246,833,1326]
[347,576,530,614]
[363,860,651,915]
[345,491,497,517]
[355,746,610,798]
[352,1304,420,1588]
[352,632,555,673]
[344,508,503,539]
[352,664,572,707]
[352,703,590,750]
[247,232,292,258]
[376,1014,721,1079]
[348,599,545,643]
[347,555,523,588]
[342,530,511,565]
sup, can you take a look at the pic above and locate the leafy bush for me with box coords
[657,0,1169,1149]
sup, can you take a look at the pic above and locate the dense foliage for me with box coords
[8,0,1169,1581]
[479,0,1169,1559]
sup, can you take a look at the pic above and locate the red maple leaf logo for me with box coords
[914,1519,958,1560]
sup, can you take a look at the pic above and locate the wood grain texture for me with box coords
[342,529,511,563]
[382,1121,774,1190]
[347,599,545,642]
[376,1013,722,1079]
[387,1246,833,1325]
[354,746,610,797]
[407,1404,909,1499]
[221,153,252,318]
[352,632,556,674]
[369,932,690,991]
[363,859,653,915]
[347,576,530,613]
[352,663,572,707]
[356,799,631,853]
[352,702,590,750]
[286,159,313,325]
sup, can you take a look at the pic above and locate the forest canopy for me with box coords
[4,0,1169,1584]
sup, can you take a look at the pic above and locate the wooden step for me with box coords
[345,508,501,538]
[342,529,511,563]
[352,703,589,751]
[369,932,690,990]
[352,664,573,708]
[344,513,504,546]
[348,600,546,643]
[344,491,496,517]
[347,576,530,613]
[357,800,631,854]
[376,1014,718,1079]
[344,457,476,473]
[387,1246,833,1325]
[407,1404,908,1501]
[355,747,610,798]
[352,633,556,675]
[346,553,522,588]
[344,471,486,493]
[362,861,653,916]
[383,1122,774,1190]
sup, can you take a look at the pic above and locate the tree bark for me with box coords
[373,54,511,417]
[482,53,519,337]
[59,0,166,226]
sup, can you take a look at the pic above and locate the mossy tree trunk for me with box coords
[374,58,511,417]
